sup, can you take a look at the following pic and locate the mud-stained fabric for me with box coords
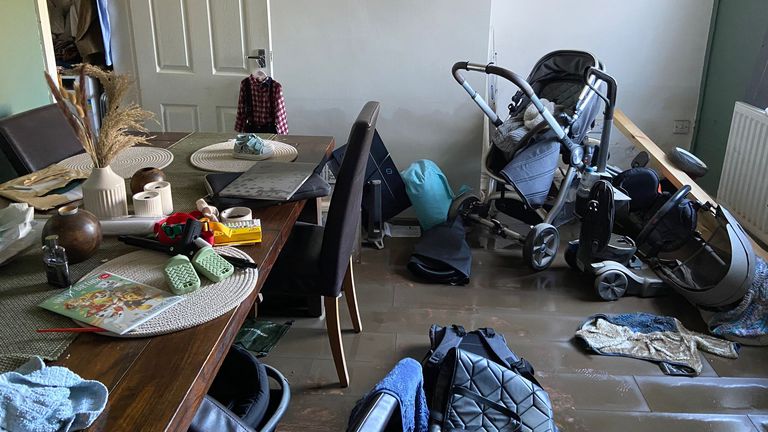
[575,312,739,376]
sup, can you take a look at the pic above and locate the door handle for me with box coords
[246,49,267,68]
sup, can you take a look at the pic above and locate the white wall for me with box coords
[491,0,714,167]
[271,0,492,190]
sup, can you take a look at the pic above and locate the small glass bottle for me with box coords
[43,235,71,288]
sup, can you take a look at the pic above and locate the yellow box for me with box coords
[204,219,262,246]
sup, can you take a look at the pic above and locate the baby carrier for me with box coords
[450,50,616,271]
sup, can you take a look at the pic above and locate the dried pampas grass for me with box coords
[44,65,154,168]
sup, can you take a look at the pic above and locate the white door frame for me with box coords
[34,0,57,96]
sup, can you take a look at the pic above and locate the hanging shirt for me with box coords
[234,75,289,134]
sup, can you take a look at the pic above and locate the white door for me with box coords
[129,0,271,132]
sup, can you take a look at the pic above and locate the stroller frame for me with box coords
[450,51,617,270]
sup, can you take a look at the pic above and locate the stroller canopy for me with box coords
[511,50,604,145]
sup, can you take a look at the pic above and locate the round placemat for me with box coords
[189,140,298,172]
[56,147,175,179]
[77,247,258,337]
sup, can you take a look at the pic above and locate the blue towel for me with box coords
[348,358,428,432]
[0,357,108,432]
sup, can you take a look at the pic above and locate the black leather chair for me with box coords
[263,101,380,387]
[0,104,84,176]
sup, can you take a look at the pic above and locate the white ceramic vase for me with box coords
[81,165,128,218]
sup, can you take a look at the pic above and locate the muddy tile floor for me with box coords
[263,233,768,431]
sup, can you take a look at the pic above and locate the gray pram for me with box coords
[449,50,615,270]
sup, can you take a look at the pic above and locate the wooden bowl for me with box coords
[41,205,103,264]
[130,167,166,195]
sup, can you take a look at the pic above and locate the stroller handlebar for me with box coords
[452,62,536,99]
[452,61,575,155]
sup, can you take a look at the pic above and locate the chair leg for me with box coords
[324,295,350,388]
[343,257,362,333]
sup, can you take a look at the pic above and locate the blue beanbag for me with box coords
[401,160,456,230]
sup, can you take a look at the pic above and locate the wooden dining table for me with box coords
[52,132,335,431]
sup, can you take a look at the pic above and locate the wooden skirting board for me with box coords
[614,109,768,261]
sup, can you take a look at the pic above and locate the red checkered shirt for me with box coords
[234,75,289,134]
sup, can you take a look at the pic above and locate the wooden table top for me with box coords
[55,133,335,432]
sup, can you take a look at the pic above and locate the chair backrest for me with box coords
[319,101,380,297]
[0,104,84,175]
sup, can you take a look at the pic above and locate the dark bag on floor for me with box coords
[407,217,471,285]
[423,325,558,432]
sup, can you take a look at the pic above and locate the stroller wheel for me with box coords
[564,241,580,271]
[595,270,628,301]
[524,223,559,271]
[448,191,481,221]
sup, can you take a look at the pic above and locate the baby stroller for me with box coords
[449,50,617,270]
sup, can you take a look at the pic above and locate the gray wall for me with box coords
[492,0,714,168]
[270,0,492,191]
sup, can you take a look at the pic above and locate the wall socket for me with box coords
[673,120,691,135]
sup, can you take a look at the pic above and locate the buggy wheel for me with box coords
[564,242,580,271]
[524,223,559,271]
[595,270,628,301]
[448,191,481,221]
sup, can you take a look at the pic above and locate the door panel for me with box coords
[130,0,271,132]
[207,0,249,75]
[149,0,193,72]
[216,106,238,132]
[161,104,199,132]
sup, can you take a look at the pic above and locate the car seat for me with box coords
[612,167,698,256]
[189,344,291,432]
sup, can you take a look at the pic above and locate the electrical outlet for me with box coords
[673,120,691,135]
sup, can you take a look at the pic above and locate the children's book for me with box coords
[39,272,182,335]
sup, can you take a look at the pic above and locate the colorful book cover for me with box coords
[39,272,182,335]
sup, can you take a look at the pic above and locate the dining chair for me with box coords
[263,101,380,387]
[0,104,84,176]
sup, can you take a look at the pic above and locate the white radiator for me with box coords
[717,102,768,244]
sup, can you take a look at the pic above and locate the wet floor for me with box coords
[263,231,768,431]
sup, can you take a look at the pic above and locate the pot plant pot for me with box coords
[82,165,128,218]
[41,205,102,264]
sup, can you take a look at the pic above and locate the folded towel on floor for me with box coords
[0,357,107,432]
[575,312,739,376]
[705,257,768,345]
[348,358,428,432]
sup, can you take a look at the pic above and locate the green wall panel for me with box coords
[693,0,768,194]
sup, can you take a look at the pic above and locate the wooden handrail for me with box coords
[614,109,768,261]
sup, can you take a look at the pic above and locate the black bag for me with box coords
[408,218,472,286]
[423,325,557,432]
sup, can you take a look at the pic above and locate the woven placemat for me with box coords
[0,237,132,372]
[189,140,298,172]
[56,147,175,179]
[78,247,258,337]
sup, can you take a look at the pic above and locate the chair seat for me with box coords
[264,223,325,296]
